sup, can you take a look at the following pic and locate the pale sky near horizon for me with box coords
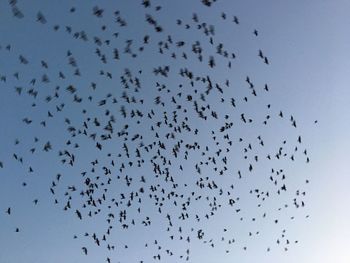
[0,1,349,263]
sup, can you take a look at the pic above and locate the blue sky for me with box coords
[0,1,349,262]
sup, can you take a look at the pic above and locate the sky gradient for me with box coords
[0,1,349,263]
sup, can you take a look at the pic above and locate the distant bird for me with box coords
[82,247,88,255]
[36,11,47,24]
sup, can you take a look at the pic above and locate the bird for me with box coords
[82,247,88,255]
[6,207,11,215]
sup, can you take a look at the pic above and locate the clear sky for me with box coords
[0,1,349,263]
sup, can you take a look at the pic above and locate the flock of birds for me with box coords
[0,0,315,262]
